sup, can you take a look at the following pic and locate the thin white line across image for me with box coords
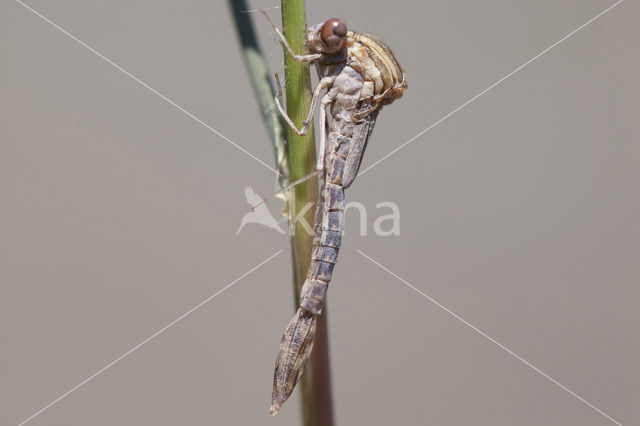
[15,0,281,176]
[358,0,624,177]
[16,250,283,426]
[357,249,623,426]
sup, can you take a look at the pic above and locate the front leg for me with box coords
[261,10,322,63]
[275,76,334,136]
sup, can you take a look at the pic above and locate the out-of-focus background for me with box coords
[1,1,638,425]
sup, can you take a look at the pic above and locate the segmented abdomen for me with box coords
[300,113,377,313]
[300,182,344,314]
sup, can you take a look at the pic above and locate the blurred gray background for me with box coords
[1,0,638,425]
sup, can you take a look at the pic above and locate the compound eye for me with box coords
[320,18,347,48]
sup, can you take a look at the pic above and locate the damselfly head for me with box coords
[308,18,348,55]
[321,18,347,47]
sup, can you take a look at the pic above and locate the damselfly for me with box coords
[265,14,407,416]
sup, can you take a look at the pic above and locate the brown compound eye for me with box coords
[320,18,347,48]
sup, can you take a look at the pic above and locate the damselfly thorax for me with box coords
[308,22,407,109]
[343,32,407,104]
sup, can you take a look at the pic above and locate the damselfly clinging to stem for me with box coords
[264,12,407,416]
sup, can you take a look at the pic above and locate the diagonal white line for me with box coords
[358,0,624,177]
[16,250,283,426]
[357,249,624,426]
[15,0,281,176]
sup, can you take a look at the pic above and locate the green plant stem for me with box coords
[227,0,287,180]
[281,2,334,426]
[228,1,334,423]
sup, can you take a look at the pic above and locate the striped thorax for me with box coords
[306,18,407,108]
[347,32,407,104]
